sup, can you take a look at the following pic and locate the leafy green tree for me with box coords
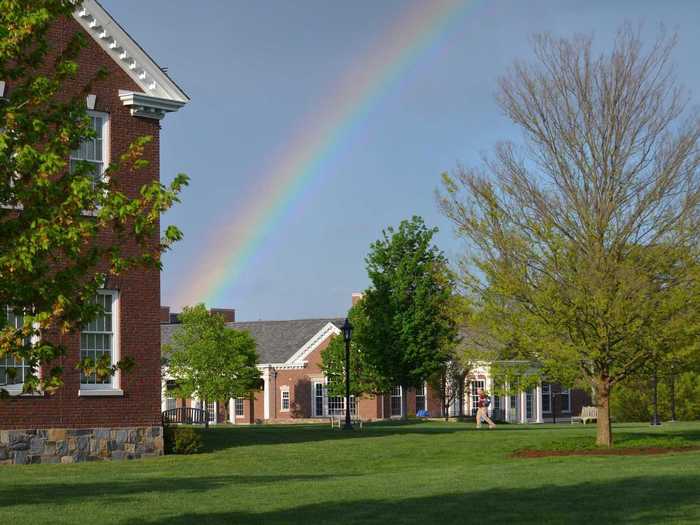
[438,28,700,446]
[0,1,188,396]
[164,304,261,421]
[358,216,458,418]
[320,301,389,399]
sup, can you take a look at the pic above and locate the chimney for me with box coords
[351,292,363,306]
[160,306,171,324]
[210,308,236,323]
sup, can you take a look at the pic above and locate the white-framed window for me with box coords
[390,385,402,417]
[314,382,325,417]
[526,389,533,419]
[79,290,120,392]
[470,380,485,415]
[234,398,245,417]
[415,383,426,413]
[542,383,551,413]
[206,401,217,423]
[312,380,356,417]
[69,111,109,183]
[281,387,290,412]
[560,388,571,413]
[0,306,32,393]
[165,395,177,411]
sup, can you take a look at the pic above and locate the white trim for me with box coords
[262,367,271,419]
[79,289,120,391]
[79,388,123,397]
[69,110,110,182]
[118,90,186,120]
[280,386,290,412]
[285,322,340,365]
[73,1,189,105]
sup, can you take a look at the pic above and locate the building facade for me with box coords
[161,314,589,425]
[0,1,188,464]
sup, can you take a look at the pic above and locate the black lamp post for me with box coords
[341,318,354,431]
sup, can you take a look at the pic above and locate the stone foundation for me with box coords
[0,426,163,464]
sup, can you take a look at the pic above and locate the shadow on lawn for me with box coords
[0,474,337,509]
[133,473,700,525]
[199,421,478,451]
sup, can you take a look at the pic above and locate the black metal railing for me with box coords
[162,407,210,428]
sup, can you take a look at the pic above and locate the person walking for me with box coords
[475,388,496,429]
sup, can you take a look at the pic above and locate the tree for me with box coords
[358,216,459,419]
[320,302,389,400]
[438,27,700,446]
[0,1,188,396]
[164,304,261,421]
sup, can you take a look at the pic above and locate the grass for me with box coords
[1,421,699,524]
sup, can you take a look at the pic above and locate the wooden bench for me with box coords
[571,406,597,424]
[330,414,363,430]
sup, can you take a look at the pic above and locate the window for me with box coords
[415,383,426,413]
[313,380,355,417]
[0,306,31,391]
[470,380,485,415]
[281,388,290,412]
[560,388,571,413]
[80,291,118,391]
[314,382,324,417]
[493,393,501,412]
[526,390,533,419]
[206,401,217,423]
[69,111,109,183]
[542,383,551,413]
[390,385,402,417]
[234,398,244,417]
[165,395,176,411]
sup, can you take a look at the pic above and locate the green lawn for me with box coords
[1,421,699,524]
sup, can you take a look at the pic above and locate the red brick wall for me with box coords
[0,16,163,430]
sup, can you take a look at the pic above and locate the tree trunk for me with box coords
[595,379,613,447]
[224,399,230,424]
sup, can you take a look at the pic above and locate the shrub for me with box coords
[163,425,203,455]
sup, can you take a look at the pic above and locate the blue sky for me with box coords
[101,0,700,321]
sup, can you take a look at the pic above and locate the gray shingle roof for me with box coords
[161,318,344,365]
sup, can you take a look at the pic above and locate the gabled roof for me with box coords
[72,0,189,119]
[161,318,344,366]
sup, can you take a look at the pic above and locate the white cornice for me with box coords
[285,322,341,366]
[73,0,189,119]
[119,90,186,120]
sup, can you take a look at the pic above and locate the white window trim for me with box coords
[234,398,245,418]
[280,386,290,412]
[0,308,43,397]
[390,385,403,418]
[415,382,427,414]
[560,388,571,413]
[79,289,121,396]
[69,110,110,183]
[542,383,551,414]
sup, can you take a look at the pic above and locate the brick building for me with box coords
[0,1,188,464]
[161,309,589,425]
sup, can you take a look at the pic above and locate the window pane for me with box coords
[80,293,115,386]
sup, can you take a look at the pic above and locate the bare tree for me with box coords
[438,26,700,446]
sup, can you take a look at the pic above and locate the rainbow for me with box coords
[173,0,471,309]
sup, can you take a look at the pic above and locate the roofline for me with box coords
[73,0,189,104]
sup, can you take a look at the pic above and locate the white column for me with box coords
[503,381,510,422]
[263,367,271,420]
[536,383,544,423]
[519,390,527,424]
[228,399,235,424]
